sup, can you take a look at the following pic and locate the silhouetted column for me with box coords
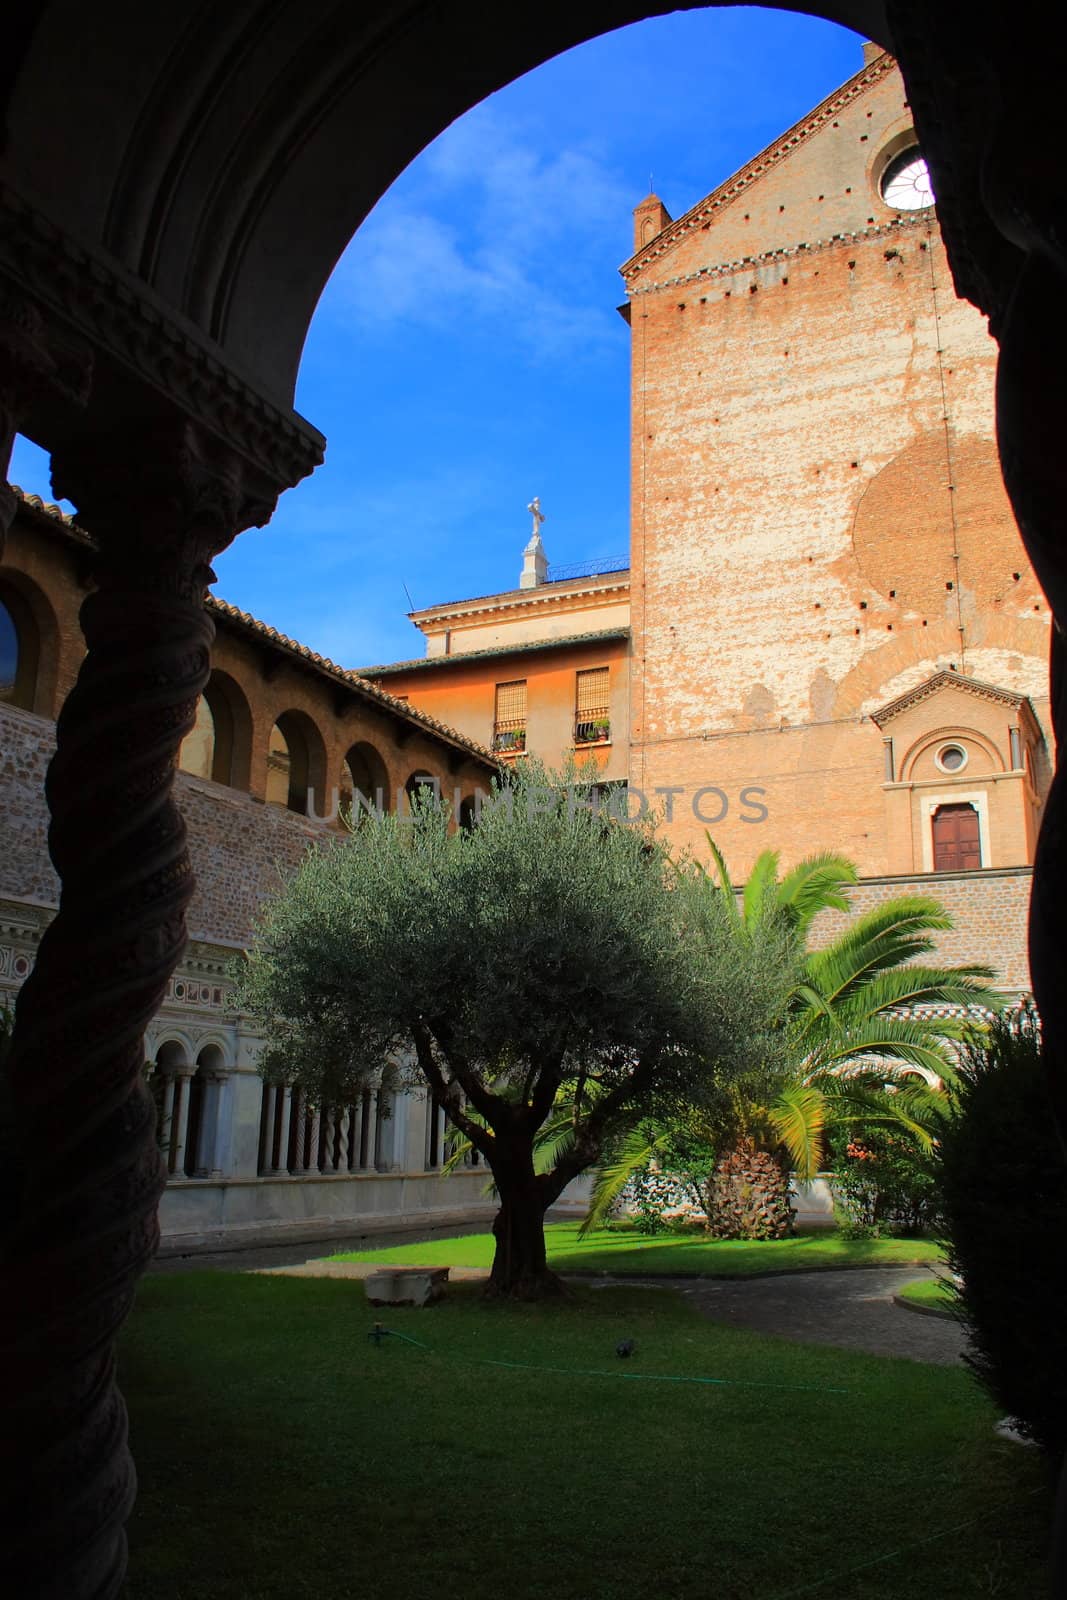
[2,417,275,1599]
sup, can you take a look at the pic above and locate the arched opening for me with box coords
[177,671,252,788]
[339,739,391,822]
[184,1043,227,1179]
[177,693,216,779]
[152,1039,192,1177]
[404,771,440,814]
[0,580,42,713]
[265,709,328,816]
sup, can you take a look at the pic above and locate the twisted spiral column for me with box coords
[0,420,275,1598]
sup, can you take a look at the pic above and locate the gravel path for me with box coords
[653,1265,964,1365]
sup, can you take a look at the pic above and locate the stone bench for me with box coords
[364,1265,450,1307]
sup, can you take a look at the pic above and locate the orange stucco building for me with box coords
[359,529,631,788]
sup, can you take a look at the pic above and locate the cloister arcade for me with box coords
[1,3,1064,1597]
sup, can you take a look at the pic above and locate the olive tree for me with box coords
[236,769,789,1297]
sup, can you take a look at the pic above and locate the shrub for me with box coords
[828,1123,937,1237]
[932,1003,1067,1456]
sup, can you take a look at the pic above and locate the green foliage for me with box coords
[587,839,1002,1241]
[827,1120,938,1238]
[236,765,793,1288]
[931,1002,1067,1456]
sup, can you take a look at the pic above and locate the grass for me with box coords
[328,1221,946,1277]
[118,1273,1049,1600]
[897,1276,958,1317]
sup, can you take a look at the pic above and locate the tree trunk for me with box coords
[486,1145,565,1299]
[706,1138,795,1240]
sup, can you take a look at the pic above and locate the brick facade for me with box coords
[624,50,1051,884]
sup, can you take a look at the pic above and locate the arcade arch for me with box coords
[340,739,391,821]
[265,708,329,816]
[0,573,57,715]
[178,670,254,789]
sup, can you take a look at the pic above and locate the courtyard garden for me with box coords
[119,1269,1050,1600]
[329,1219,946,1277]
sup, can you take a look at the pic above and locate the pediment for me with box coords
[621,49,911,288]
[870,671,1031,729]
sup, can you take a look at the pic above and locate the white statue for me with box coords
[527,497,545,540]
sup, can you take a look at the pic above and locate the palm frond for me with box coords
[768,1082,826,1180]
[580,1124,669,1236]
[697,833,743,925]
[741,849,782,930]
[775,853,858,939]
[801,1016,958,1079]
[803,896,960,1005]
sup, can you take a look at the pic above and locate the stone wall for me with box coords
[1,701,329,947]
[808,866,1032,992]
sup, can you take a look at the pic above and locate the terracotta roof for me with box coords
[9,486,500,770]
[358,627,630,677]
[620,50,895,282]
[870,669,1033,728]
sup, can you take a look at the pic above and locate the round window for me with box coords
[880,147,934,211]
[936,743,967,773]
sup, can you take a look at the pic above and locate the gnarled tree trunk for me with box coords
[486,1139,565,1299]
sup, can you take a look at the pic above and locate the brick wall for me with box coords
[807,867,1032,992]
[2,703,333,947]
[626,55,1051,882]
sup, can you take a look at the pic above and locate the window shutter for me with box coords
[576,667,609,714]
[495,680,527,722]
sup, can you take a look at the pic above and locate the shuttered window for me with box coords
[495,680,527,723]
[574,666,610,745]
[493,680,527,754]
[576,667,609,714]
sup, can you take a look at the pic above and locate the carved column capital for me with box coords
[51,418,277,601]
[0,283,92,549]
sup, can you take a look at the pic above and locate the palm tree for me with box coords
[584,840,1006,1239]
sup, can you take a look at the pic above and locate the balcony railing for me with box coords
[492,721,527,754]
[574,709,611,746]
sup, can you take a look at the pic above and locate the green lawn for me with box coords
[897,1276,958,1317]
[329,1221,946,1277]
[118,1273,1048,1600]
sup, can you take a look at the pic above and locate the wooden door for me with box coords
[932,803,981,871]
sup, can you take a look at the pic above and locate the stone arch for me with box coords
[0,570,60,716]
[265,708,329,816]
[340,738,391,821]
[403,769,441,814]
[178,669,254,789]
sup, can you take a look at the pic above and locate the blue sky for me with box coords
[11,7,863,667]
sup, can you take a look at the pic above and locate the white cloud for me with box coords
[323,104,629,356]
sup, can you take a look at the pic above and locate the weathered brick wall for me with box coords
[1,703,329,946]
[626,54,1051,882]
[0,704,57,906]
[807,867,1032,992]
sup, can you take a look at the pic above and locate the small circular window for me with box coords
[880,147,934,211]
[936,743,967,773]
